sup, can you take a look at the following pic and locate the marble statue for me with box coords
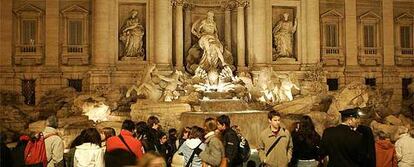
[273,13,297,59]
[126,64,162,101]
[191,11,227,71]
[156,70,184,102]
[120,9,145,59]
[277,74,300,102]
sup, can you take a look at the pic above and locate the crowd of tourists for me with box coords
[1,107,414,167]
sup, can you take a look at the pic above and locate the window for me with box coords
[325,24,338,47]
[68,79,83,92]
[21,20,37,45]
[327,78,339,91]
[68,20,83,45]
[21,79,36,105]
[365,78,376,87]
[400,26,413,49]
[402,78,412,99]
[363,25,376,47]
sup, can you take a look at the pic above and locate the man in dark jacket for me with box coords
[146,116,161,152]
[217,115,242,167]
[320,108,366,167]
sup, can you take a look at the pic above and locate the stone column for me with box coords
[154,0,172,68]
[173,0,184,70]
[0,0,12,68]
[184,5,192,62]
[237,1,247,68]
[345,0,358,66]
[44,0,59,67]
[251,0,266,67]
[382,0,394,66]
[92,0,110,66]
[306,0,320,64]
[224,7,232,51]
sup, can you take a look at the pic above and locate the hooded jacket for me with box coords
[395,134,414,167]
[177,138,206,167]
[74,143,105,167]
[375,139,397,167]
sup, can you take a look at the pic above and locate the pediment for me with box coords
[321,9,344,19]
[359,11,381,20]
[395,12,414,22]
[62,5,89,14]
[14,4,43,15]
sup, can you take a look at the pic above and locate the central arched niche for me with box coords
[183,0,236,74]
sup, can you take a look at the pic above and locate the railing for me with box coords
[400,48,414,55]
[15,44,43,55]
[362,47,378,55]
[323,47,341,55]
[63,45,88,54]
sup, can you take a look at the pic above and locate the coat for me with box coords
[74,143,105,167]
[395,134,414,167]
[320,124,366,167]
[375,139,397,167]
[258,126,293,167]
[106,129,144,159]
[199,131,225,167]
[43,127,64,167]
[177,138,206,167]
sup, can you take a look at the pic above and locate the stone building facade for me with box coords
[0,0,413,107]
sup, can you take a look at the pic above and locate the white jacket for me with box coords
[74,143,105,167]
[395,134,414,167]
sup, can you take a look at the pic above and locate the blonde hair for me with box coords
[137,152,166,167]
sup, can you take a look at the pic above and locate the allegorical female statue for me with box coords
[273,13,297,59]
[119,9,145,59]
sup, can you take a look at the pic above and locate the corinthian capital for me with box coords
[221,0,248,10]
[171,0,186,7]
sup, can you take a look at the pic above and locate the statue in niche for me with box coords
[187,11,234,87]
[119,9,145,60]
[273,13,297,60]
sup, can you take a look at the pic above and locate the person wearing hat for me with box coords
[320,108,366,167]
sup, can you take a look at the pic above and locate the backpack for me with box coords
[104,135,137,167]
[24,133,56,167]
[238,135,251,162]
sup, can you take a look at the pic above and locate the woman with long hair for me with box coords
[177,126,206,167]
[290,116,321,167]
[73,128,105,167]
[199,117,225,167]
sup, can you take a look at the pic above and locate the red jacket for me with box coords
[375,139,397,167]
[106,130,144,159]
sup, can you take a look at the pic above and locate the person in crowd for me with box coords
[356,124,376,167]
[217,114,242,167]
[199,117,225,167]
[106,119,144,159]
[0,132,12,167]
[157,131,169,161]
[43,115,64,167]
[65,129,86,167]
[11,134,30,167]
[258,110,293,167]
[73,128,105,167]
[395,127,414,167]
[177,126,206,167]
[101,127,116,147]
[320,108,366,167]
[168,128,178,154]
[146,116,161,152]
[136,121,150,152]
[290,115,321,167]
[178,127,191,148]
[137,152,167,167]
[375,131,397,167]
